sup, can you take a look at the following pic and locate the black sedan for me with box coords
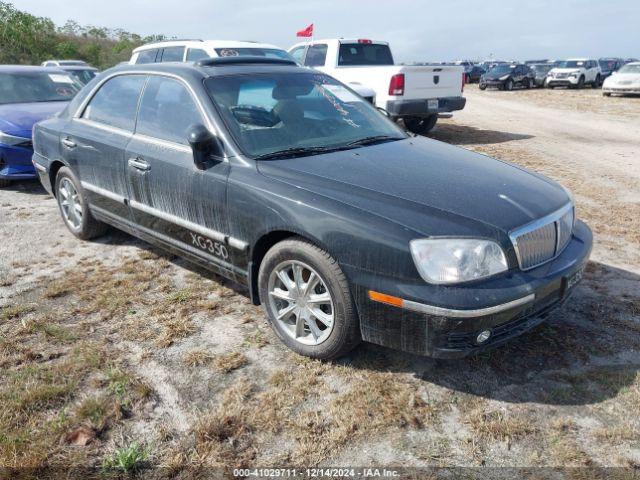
[464,65,486,83]
[480,63,535,90]
[32,58,592,359]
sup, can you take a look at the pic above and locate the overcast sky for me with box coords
[18,0,640,62]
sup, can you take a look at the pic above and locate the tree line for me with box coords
[0,1,167,69]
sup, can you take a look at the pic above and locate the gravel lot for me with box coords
[1,87,639,476]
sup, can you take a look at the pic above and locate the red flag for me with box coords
[296,24,314,38]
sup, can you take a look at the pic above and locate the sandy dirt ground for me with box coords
[1,88,639,477]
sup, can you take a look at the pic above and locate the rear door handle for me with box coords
[128,157,150,171]
[61,137,76,149]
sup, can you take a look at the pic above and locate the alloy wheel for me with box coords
[267,260,335,346]
[58,177,83,230]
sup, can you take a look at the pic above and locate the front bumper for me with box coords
[385,96,466,118]
[547,77,579,87]
[345,220,593,358]
[0,144,36,180]
[479,79,507,88]
[602,86,640,95]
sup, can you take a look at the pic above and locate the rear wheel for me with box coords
[404,115,438,135]
[258,238,360,359]
[55,167,108,240]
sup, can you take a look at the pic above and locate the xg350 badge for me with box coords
[190,232,229,260]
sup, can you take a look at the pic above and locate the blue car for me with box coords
[0,66,79,187]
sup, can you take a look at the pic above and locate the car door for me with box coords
[124,75,234,275]
[62,74,146,221]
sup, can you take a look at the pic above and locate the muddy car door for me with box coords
[62,74,146,220]
[124,75,235,277]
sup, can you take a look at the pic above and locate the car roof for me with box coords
[59,65,99,71]
[132,39,284,53]
[0,65,68,74]
[108,59,306,78]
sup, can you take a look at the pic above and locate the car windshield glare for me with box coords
[556,60,584,69]
[0,71,79,104]
[214,48,293,61]
[488,65,512,75]
[205,72,406,158]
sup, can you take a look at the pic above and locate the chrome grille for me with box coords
[510,204,574,270]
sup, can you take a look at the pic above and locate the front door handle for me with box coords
[128,157,150,171]
[61,137,76,149]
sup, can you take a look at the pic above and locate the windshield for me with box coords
[531,64,552,73]
[618,64,640,74]
[205,72,406,158]
[0,71,79,104]
[556,60,585,69]
[214,48,293,61]
[487,65,513,75]
[338,43,394,66]
[66,69,97,85]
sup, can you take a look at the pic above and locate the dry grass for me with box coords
[213,352,248,373]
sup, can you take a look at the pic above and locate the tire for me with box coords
[603,92,611,97]
[523,78,531,89]
[54,166,108,240]
[258,238,361,360]
[403,115,438,135]
[0,178,11,188]
[479,84,487,90]
[592,75,601,88]
[504,79,513,91]
[576,76,585,89]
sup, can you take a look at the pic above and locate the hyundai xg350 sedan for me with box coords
[32,58,592,359]
[0,66,79,187]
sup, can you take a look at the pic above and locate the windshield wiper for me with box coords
[253,146,334,160]
[344,135,403,147]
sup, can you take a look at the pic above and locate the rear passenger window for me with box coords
[160,47,185,62]
[304,44,328,67]
[186,48,209,62]
[82,75,146,131]
[136,49,158,64]
[136,76,203,145]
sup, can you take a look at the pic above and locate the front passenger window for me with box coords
[82,75,146,131]
[136,76,204,145]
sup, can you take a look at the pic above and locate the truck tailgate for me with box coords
[399,65,464,98]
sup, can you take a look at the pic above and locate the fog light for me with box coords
[476,330,491,344]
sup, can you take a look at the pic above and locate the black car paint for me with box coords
[33,62,592,358]
[480,64,535,89]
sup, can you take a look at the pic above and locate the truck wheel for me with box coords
[258,238,361,360]
[404,115,438,135]
[55,167,108,240]
[592,75,601,88]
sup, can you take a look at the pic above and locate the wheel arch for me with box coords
[48,159,68,197]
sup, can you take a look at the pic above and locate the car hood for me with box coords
[256,137,570,237]
[549,68,583,75]
[0,101,67,138]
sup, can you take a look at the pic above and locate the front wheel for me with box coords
[504,79,514,91]
[258,238,360,359]
[603,92,611,97]
[523,78,531,89]
[576,76,585,89]
[55,167,108,240]
[403,115,438,135]
[592,75,601,88]
[479,84,487,90]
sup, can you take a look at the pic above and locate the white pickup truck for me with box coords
[288,39,466,134]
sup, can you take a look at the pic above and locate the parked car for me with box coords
[129,39,376,104]
[465,65,485,83]
[288,39,466,134]
[529,63,554,87]
[32,58,591,359]
[0,66,79,187]
[42,59,99,86]
[479,64,534,90]
[546,59,602,89]
[129,39,294,64]
[602,62,640,96]
[598,58,624,80]
[525,59,550,65]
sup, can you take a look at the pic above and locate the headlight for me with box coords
[410,238,508,284]
[0,131,30,146]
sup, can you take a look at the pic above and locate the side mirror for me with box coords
[187,124,223,170]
